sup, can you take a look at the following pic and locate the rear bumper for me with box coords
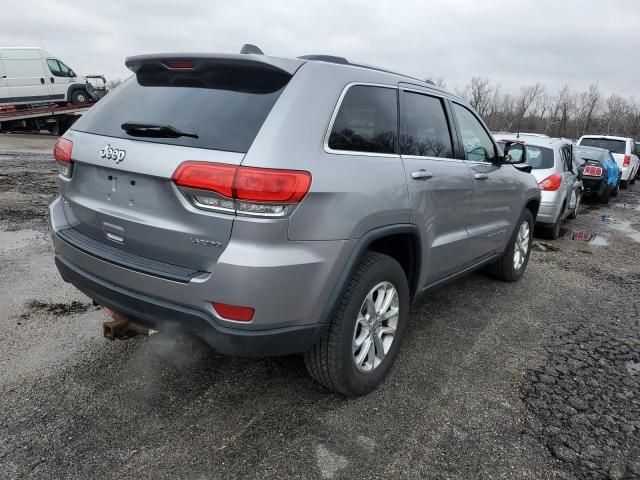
[55,254,326,357]
[582,178,607,196]
[535,196,563,225]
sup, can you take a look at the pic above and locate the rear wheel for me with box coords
[304,252,409,396]
[486,209,533,282]
[568,191,581,219]
[71,89,90,105]
[611,180,620,197]
[599,186,611,204]
[542,210,562,240]
[621,179,629,189]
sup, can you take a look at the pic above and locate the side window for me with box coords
[57,61,73,77]
[452,103,496,162]
[400,91,453,158]
[328,85,397,154]
[46,59,62,76]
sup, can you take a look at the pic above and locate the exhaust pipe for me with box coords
[103,310,154,340]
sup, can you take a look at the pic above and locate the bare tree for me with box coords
[459,76,495,118]
[514,83,545,132]
[574,83,601,137]
[602,94,629,135]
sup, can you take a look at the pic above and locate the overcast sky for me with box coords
[2,0,639,97]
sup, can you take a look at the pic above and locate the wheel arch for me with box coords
[318,224,421,325]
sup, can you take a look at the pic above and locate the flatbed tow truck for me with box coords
[0,102,94,136]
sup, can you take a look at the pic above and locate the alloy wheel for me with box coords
[352,281,399,373]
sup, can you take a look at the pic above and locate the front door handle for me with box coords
[474,173,489,180]
[40,77,45,84]
[411,170,433,180]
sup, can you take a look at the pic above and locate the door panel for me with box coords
[399,90,473,286]
[465,162,520,259]
[450,102,519,261]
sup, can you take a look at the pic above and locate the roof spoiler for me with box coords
[125,53,303,76]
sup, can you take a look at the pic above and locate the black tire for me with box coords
[611,180,620,197]
[630,176,636,185]
[567,191,581,220]
[620,179,629,189]
[599,186,611,204]
[486,209,534,282]
[541,210,562,240]
[71,89,90,105]
[304,252,409,396]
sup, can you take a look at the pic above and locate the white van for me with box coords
[0,47,93,106]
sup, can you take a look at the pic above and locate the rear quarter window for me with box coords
[328,85,398,154]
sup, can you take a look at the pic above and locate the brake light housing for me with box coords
[538,173,563,191]
[54,137,74,177]
[213,302,255,322]
[623,155,631,167]
[172,161,312,217]
[583,165,603,177]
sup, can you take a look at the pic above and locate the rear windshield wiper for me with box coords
[121,122,198,139]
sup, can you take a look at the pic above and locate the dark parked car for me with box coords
[574,145,621,203]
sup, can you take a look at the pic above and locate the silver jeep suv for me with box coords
[50,48,540,396]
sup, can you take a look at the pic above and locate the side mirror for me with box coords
[503,141,526,164]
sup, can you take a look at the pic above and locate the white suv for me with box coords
[577,135,639,188]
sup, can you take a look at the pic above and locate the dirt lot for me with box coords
[0,133,639,480]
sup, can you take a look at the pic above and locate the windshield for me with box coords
[579,138,626,154]
[72,67,289,153]
[497,142,554,169]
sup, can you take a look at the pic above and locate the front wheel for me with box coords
[485,209,534,282]
[304,252,409,396]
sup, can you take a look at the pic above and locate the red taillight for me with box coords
[234,166,311,203]
[583,165,603,177]
[54,137,73,162]
[172,162,236,197]
[54,137,73,177]
[213,302,255,322]
[172,161,312,216]
[538,173,563,191]
[163,60,195,69]
[623,155,631,167]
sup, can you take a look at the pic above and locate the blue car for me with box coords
[574,145,621,203]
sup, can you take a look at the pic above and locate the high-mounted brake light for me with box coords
[583,165,603,177]
[54,137,74,177]
[172,161,312,217]
[213,302,255,322]
[623,155,631,167]
[538,173,563,191]
[163,60,195,69]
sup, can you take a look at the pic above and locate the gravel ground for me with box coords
[0,134,639,479]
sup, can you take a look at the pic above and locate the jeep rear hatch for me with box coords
[60,54,302,274]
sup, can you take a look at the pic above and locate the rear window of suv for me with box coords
[579,138,626,154]
[71,66,289,153]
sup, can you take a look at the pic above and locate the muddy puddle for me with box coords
[561,228,610,246]
[20,300,96,319]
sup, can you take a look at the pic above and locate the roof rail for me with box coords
[240,44,264,55]
[298,54,349,64]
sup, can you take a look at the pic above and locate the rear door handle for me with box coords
[411,170,433,180]
[474,173,489,180]
[50,77,55,83]
[40,77,45,84]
